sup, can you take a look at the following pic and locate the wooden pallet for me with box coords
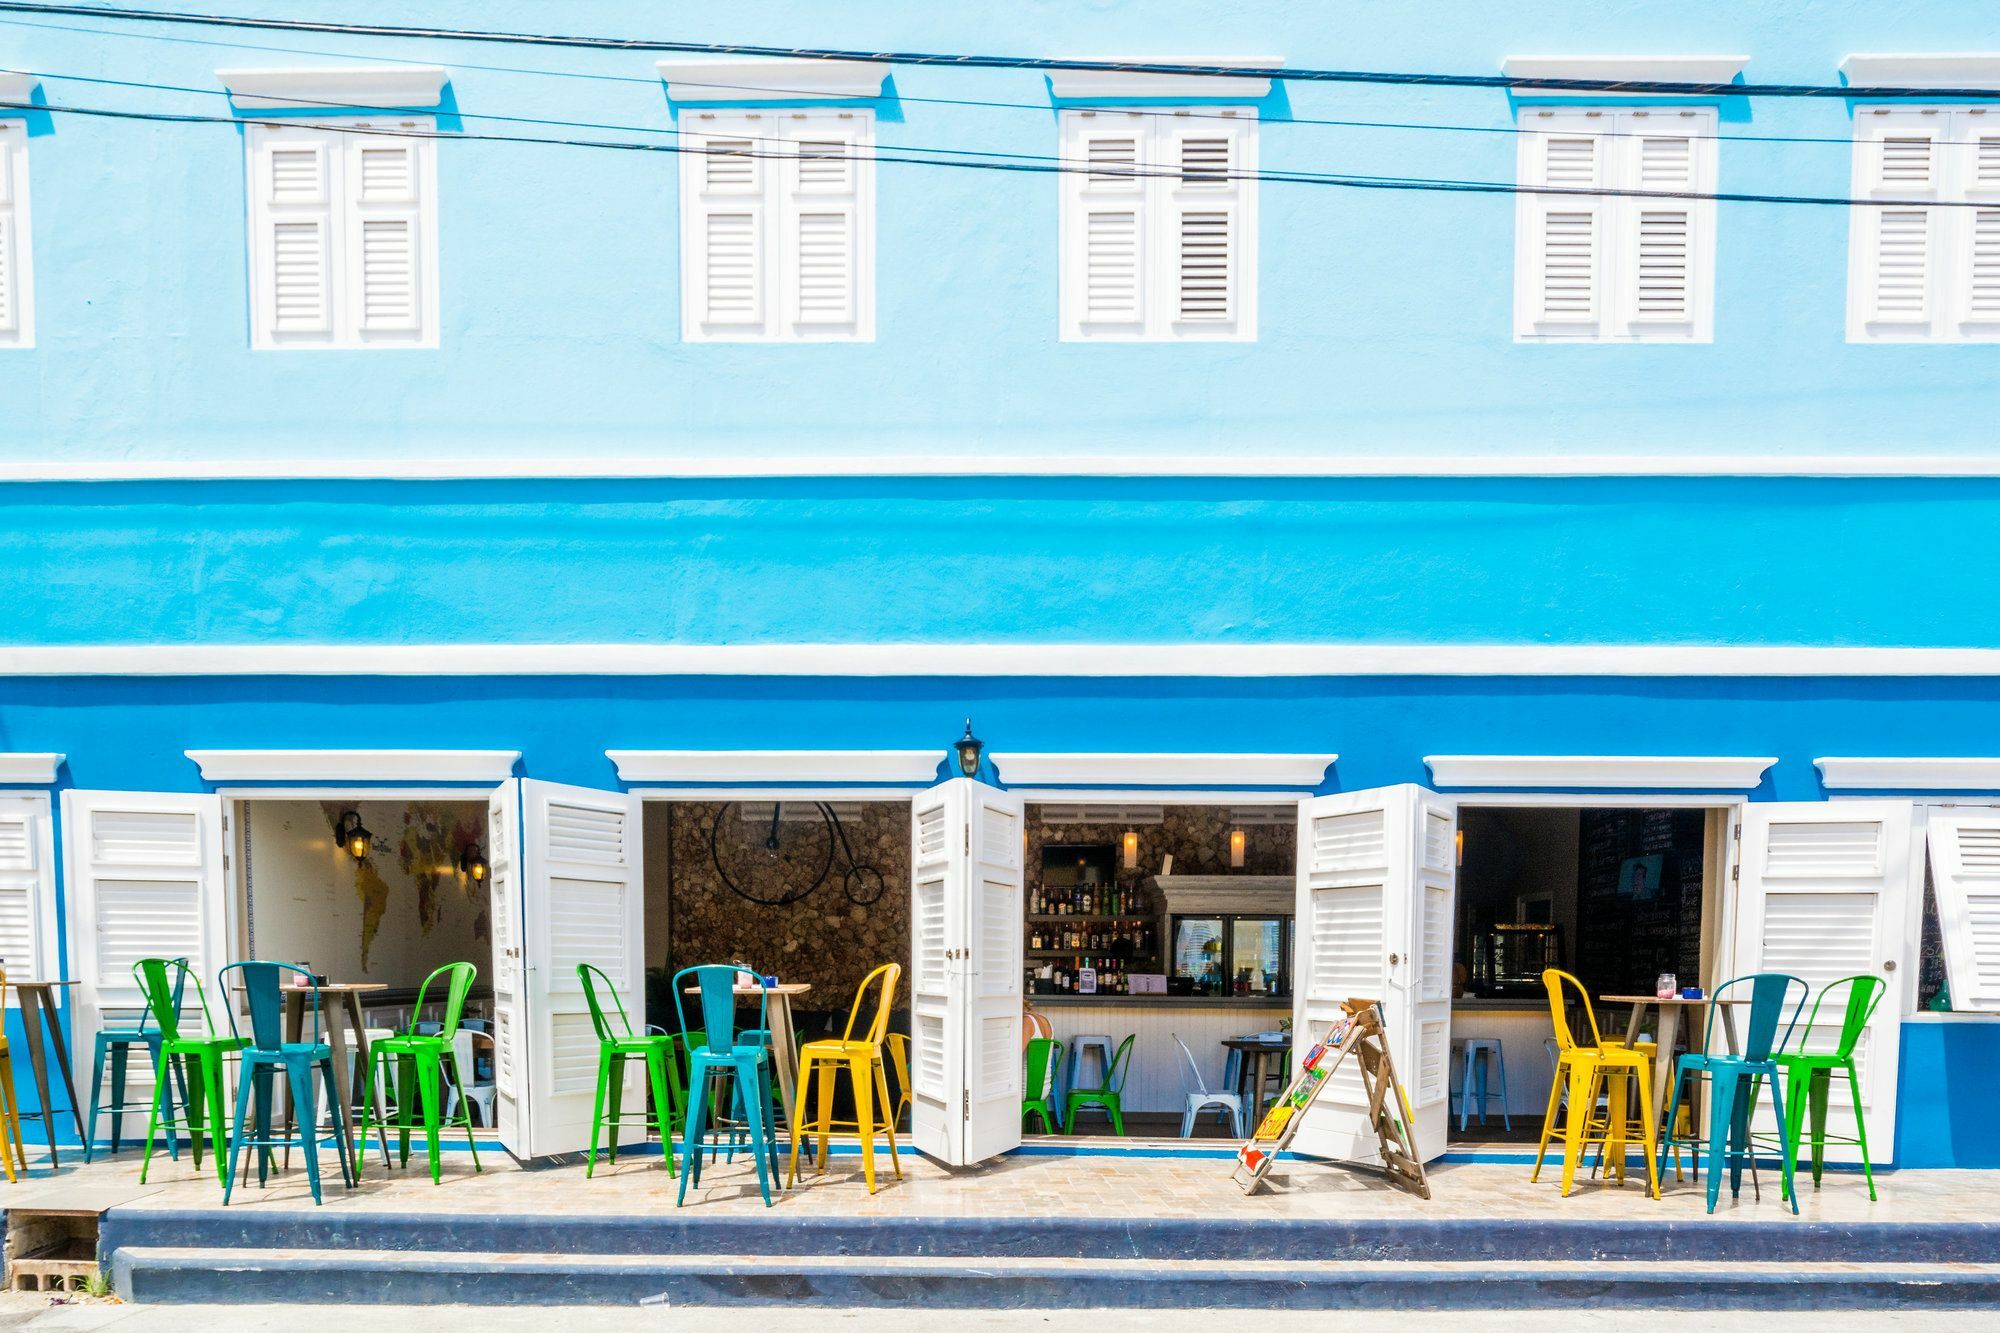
[1230,997,1431,1199]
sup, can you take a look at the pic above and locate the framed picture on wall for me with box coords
[1618,854,1664,903]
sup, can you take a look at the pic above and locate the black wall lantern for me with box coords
[459,844,490,883]
[334,810,373,860]
[954,719,983,778]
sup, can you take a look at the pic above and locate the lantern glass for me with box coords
[954,719,983,778]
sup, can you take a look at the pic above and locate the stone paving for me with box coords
[1,1139,1983,1224]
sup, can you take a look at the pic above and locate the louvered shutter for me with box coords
[486,781,528,1153]
[1290,785,1455,1165]
[1731,801,1912,1162]
[1928,812,2000,1012]
[787,125,863,335]
[519,779,643,1158]
[1856,112,1940,333]
[686,124,767,336]
[1521,115,1606,333]
[347,135,424,340]
[1622,119,1700,334]
[1166,118,1250,337]
[249,125,334,345]
[1064,115,1148,337]
[1958,115,2000,333]
[0,796,56,984]
[0,126,18,340]
[61,791,227,1092]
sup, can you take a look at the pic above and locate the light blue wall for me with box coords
[3,1,1999,466]
[0,476,1993,646]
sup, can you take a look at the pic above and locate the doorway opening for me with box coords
[230,795,497,1133]
[1447,803,1728,1148]
[1020,800,1297,1142]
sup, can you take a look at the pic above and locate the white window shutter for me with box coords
[1622,126,1698,331]
[686,128,767,335]
[0,796,55,981]
[1855,113,1940,333]
[1165,119,1250,336]
[0,129,16,339]
[347,137,425,339]
[788,130,860,333]
[250,127,334,344]
[1521,121,1605,333]
[1063,115,1148,338]
[1928,813,2000,1012]
[1958,120,2000,333]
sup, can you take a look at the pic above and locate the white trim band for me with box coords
[991,753,1337,786]
[1502,55,1750,94]
[1840,54,2000,90]
[14,454,2000,481]
[608,749,945,784]
[1047,58,1283,99]
[0,72,38,103]
[0,753,63,784]
[1816,757,2000,791]
[216,66,449,111]
[656,58,888,102]
[184,749,520,782]
[2,644,2000,678]
[1425,755,1777,789]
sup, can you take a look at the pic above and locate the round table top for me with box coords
[236,981,389,995]
[1222,1036,1291,1051]
[683,982,811,996]
[1599,993,1746,1005]
[6,979,78,989]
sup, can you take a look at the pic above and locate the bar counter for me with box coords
[1028,995,1290,1116]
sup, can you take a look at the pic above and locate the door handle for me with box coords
[1883,960,1897,973]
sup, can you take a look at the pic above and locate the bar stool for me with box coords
[1456,1037,1511,1131]
[85,959,190,1162]
[1064,1035,1115,1112]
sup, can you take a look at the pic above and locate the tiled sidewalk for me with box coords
[2,1143,1980,1224]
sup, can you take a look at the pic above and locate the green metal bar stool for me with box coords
[579,962,680,1178]
[1776,973,1887,1201]
[356,962,483,1184]
[136,957,248,1189]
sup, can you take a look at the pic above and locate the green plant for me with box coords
[82,1268,112,1299]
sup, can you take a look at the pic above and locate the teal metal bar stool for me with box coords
[85,957,190,1162]
[673,965,781,1207]
[217,961,355,1206]
[1658,971,1807,1213]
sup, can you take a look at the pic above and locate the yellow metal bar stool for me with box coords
[787,962,902,1194]
[1531,969,1661,1200]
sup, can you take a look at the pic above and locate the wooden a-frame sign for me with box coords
[1230,997,1431,1199]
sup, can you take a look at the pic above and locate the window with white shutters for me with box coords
[0,120,34,349]
[1514,106,1717,342]
[680,110,874,342]
[1060,108,1257,341]
[1849,106,2000,342]
[246,121,438,349]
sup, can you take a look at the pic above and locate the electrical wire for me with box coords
[2,2,1998,101]
[5,95,1991,210]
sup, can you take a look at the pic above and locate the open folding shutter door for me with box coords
[0,795,58,987]
[1732,801,1912,1163]
[908,777,1024,1166]
[1927,811,2000,1012]
[487,780,528,1153]
[519,779,643,1159]
[1290,784,1455,1164]
[61,791,227,1090]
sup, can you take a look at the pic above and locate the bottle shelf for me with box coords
[1025,914,1145,923]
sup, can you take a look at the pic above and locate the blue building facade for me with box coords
[1,2,1997,1170]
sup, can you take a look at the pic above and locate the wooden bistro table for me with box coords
[683,981,811,1152]
[7,980,85,1165]
[1598,993,1746,1145]
[267,981,391,1163]
[1222,1035,1293,1125]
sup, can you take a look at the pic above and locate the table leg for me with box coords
[1651,1005,1681,1145]
[279,993,305,1169]
[1621,1002,1646,1050]
[768,996,799,1159]
[37,988,86,1143]
[18,988,59,1166]
[333,994,388,1165]
[1720,1006,1741,1057]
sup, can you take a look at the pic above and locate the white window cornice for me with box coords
[0,753,63,784]
[217,66,449,112]
[1047,58,1282,101]
[1425,755,1776,790]
[1817,757,2000,791]
[607,750,945,784]
[1502,55,1750,96]
[989,753,1336,787]
[1841,54,2000,90]
[656,57,888,103]
[184,749,519,782]
[0,72,38,103]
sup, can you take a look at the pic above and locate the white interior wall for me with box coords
[239,798,489,995]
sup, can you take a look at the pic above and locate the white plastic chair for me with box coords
[1174,1034,1245,1137]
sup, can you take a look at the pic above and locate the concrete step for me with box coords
[110,1246,2000,1309]
[92,1207,2000,1266]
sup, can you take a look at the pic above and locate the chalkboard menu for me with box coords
[1575,809,1705,998]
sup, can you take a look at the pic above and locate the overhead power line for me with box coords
[2,2,1999,100]
[5,95,1993,211]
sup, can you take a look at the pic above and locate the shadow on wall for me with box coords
[1895,1019,2000,1169]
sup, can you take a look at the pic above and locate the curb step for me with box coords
[110,1246,2000,1309]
